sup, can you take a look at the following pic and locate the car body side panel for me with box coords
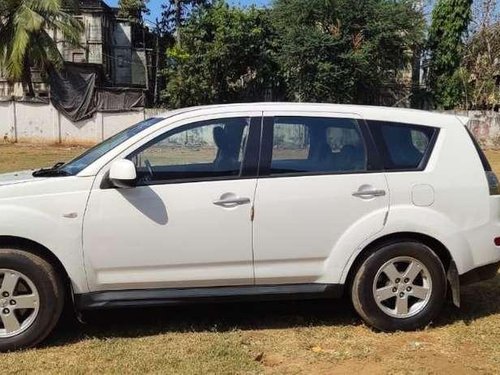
[82,179,257,291]
[253,173,390,284]
[336,117,500,282]
[336,207,474,284]
[0,177,94,293]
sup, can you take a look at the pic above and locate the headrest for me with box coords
[213,126,225,149]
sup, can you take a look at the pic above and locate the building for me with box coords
[0,0,154,98]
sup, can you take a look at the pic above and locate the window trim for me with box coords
[258,116,382,178]
[366,120,440,173]
[118,116,262,187]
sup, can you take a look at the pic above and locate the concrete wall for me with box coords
[0,100,145,145]
[451,110,500,149]
[144,108,168,118]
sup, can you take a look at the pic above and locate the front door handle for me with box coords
[352,187,386,199]
[213,195,251,206]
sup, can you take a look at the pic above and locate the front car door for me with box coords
[83,113,261,291]
[253,111,390,285]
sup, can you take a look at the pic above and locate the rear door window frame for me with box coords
[258,115,383,178]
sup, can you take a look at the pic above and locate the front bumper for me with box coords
[459,261,500,286]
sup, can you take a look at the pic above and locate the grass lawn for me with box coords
[0,143,499,374]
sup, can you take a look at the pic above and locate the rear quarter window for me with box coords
[367,120,438,171]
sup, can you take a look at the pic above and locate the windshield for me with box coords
[56,117,164,176]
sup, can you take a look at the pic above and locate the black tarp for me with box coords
[49,63,145,122]
[96,87,144,112]
[49,63,99,121]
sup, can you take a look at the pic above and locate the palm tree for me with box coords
[0,0,83,96]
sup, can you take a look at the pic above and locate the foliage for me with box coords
[118,0,149,22]
[0,0,83,95]
[160,0,213,40]
[463,22,500,110]
[161,1,280,108]
[427,0,473,109]
[461,0,500,110]
[270,0,425,105]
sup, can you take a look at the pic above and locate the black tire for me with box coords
[351,241,446,331]
[0,248,64,352]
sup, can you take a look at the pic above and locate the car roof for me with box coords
[153,102,467,129]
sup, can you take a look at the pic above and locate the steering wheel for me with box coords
[144,159,154,181]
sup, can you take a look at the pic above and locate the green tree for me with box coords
[460,0,500,110]
[427,0,473,109]
[160,0,212,44]
[462,22,500,110]
[271,0,424,105]
[118,0,149,23]
[161,1,279,108]
[0,0,83,96]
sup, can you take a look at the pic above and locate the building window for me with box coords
[72,53,86,63]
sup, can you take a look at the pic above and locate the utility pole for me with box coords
[154,18,161,105]
[410,0,425,109]
[174,0,182,45]
[142,20,149,92]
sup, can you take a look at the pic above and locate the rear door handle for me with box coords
[352,189,386,198]
[213,196,251,206]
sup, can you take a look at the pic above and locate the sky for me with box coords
[107,0,271,23]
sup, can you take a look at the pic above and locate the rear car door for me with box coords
[252,112,390,284]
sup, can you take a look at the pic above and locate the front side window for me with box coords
[368,121,437,170]
[128,117,250,184]
[269,116,367,175]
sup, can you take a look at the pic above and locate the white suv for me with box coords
[1,103,499,351]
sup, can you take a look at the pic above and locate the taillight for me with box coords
[486,171,500,195]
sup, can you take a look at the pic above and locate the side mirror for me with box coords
[109,159,137,188]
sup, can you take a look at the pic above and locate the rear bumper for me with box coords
[459,261,500,286]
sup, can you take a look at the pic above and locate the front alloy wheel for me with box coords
[0,249,64,352]
[0,269,40,338]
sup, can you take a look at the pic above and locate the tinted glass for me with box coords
[270,117,367,174]
[369,121,436,170]
[128,117,250,183]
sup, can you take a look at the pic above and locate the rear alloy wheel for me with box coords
[0,249,64,352]
[351,241,446,331]
[373,257,432,318]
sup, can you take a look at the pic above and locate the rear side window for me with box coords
[368,121,438,170]
[269,117,367,175]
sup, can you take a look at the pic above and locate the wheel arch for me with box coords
[0,236,72,297]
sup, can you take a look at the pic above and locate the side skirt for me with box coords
[75,283,344,310]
